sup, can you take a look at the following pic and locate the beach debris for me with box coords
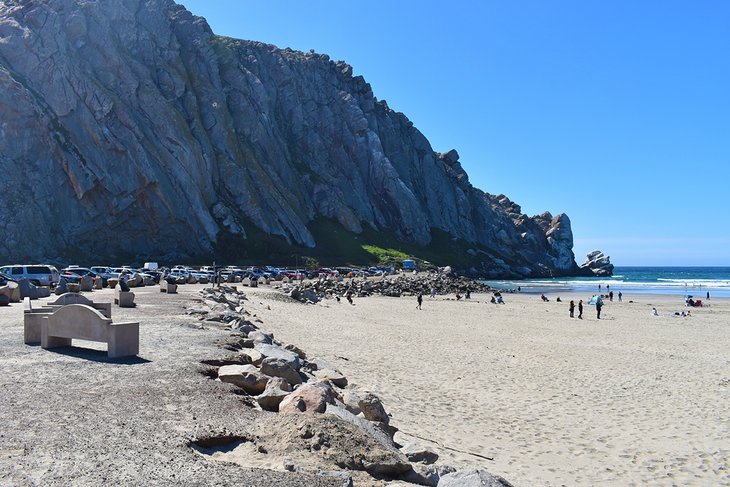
[400,443,439,464]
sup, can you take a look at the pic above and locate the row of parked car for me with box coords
[0,263,397,288]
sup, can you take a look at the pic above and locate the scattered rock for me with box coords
[260,357,303,386]
[437,469,514,487]
[256,377,293,412]
[217,364,270,395]
[279,381,336,415]
[359,392,389,424]
[313,368,348,388]
[400,443,439,464]
[254,343,302,369]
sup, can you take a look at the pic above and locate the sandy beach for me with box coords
[242,286,730,485]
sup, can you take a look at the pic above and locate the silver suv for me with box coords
[0,264,55,286]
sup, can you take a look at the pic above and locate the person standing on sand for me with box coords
[618,292,622,302]
[609,291,614,301]
[578,299,583,319]
[599,284,602,293]
[596,296,604,319]
[569,300,575,318]
[416,293,423,310]
[707,291,710,300]
[430,287,436,298]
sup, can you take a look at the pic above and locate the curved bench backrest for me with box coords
[50,292,93,307]
[47,304,111,341]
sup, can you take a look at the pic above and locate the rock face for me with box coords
[580,250,614,277]
[0,0,578,276]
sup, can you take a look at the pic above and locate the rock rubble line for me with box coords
[188,285,513,486]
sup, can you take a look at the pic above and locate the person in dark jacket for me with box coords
[569,300,575,318]
[578,299,583,319]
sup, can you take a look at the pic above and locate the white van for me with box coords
[143,262,159,271]
[0,264,55,286]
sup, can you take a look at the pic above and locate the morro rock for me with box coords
[0,0,581,277]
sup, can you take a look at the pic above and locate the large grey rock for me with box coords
[580,250,615,277]
[359,392,389,424]
[324,404,410,477]
[438,469,514,487]
[78,275,93,292]
[255,343,302,369]
[54,278,69,295]
[260,357,302,385]
[279,381,336,415]
[256,377,292,412]
[0,0,578,277]
[217,364,270,395]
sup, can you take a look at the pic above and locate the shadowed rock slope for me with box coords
[0,0,579,277]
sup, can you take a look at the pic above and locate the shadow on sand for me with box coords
[45,346,151,365]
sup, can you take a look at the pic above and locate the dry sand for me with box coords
[244,286,730,486]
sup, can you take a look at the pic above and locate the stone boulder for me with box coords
[254,343,301,369]
[437,469,514,487]
[79,275,93,292]
[217,364,270,395]
[313,368,348,388]
[279,381,336,415]
[256,377,292,412]
[580,250,614,277]
[260,357,303,385]
[324,404,410,476]
[54,278,69,295]
[359,392,389,424]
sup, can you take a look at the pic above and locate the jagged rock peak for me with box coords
[580,250,614,277]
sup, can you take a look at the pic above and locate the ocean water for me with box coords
[482,267,730,298]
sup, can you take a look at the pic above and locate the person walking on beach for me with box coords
[618,291,622,302]
[578,299,583,319]
[569,300,575,318]
[596,296,604,319]
[707,291,710,301]
[609,291,614,301]
[416,293,423,310]
[430,287,436,298]
[599,284,602,293]
[346,290,354,305]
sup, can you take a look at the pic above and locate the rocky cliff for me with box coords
[0,0,580,277]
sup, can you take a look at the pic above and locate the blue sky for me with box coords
[178,0,730,266]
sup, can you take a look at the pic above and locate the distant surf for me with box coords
[482,266,730,297]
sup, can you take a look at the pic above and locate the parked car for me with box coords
[90,266,113,279]
[0,265,55,286]
[60,267,99,284]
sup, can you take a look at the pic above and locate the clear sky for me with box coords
[178,0,730,266]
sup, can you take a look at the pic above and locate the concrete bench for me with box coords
[160,282,178,294]
[49,293,112,318]
[23,297,55,344]
[41,304,139,358]
[114,287,135,308]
